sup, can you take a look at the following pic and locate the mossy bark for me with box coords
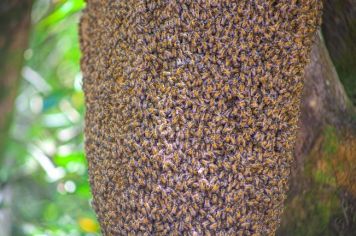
[278,33,356,236]
[0,1,32,235]
[278,2,356,234]
[279,129,356,235]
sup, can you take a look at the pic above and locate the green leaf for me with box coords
[38,0,85,29]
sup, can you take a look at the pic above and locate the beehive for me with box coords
[80,0,322,235]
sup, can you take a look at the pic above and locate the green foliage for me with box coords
[2,0,100,235]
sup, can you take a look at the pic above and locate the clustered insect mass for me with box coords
[80,0,322,235]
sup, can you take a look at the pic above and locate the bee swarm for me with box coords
[80,0,322,235]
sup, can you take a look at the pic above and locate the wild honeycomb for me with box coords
[80,0,322,235]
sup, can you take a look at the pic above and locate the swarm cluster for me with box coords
[80,0,322,235]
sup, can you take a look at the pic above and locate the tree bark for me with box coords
[278,32,356,236]
[322,0,356,103]
[0,0,32,155]
[293,32,354,175]
[0,1,32,236]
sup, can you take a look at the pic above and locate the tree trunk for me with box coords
[0,0,32,155]
[322,0,356,104]
[0,1,32,235]
[278,1,356,234]
[80,1,322,235]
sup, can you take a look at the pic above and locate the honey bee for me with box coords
[211,184,219,193]
[176,67,184,75]
[209,222,218,230]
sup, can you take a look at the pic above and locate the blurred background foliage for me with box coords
[1,0,100,235]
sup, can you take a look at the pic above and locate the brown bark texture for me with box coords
[278,1,356,234]
[0,0,32,155]
[278,32,356,236]
[0,1,32,236]
[80,0,322,235]
[322,0,356,104]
